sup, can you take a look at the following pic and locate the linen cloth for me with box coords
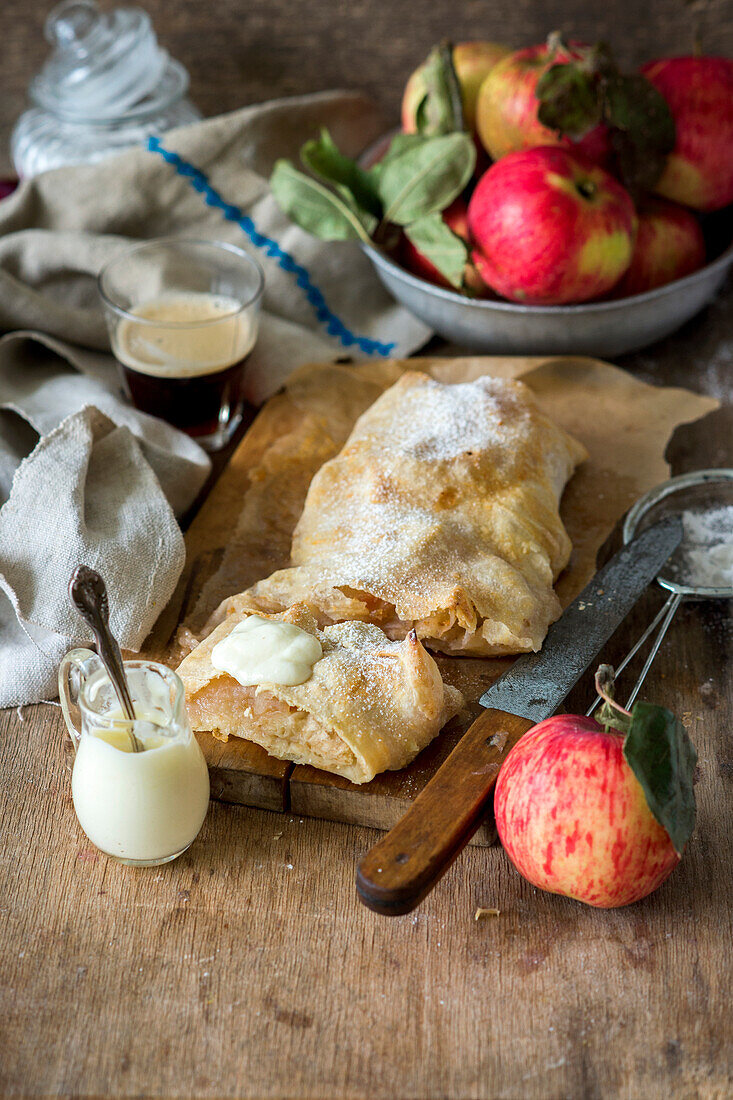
[0,92,430,706]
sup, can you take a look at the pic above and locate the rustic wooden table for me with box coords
[1,2,732,1097]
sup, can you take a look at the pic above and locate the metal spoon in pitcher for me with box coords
[68,565,142,752]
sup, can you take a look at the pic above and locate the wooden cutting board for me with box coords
[146,383,509,844]
[144,355,716,845]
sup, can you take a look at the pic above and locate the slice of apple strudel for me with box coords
[217,371,587,656]
[177,604,463,784]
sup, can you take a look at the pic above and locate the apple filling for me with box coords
[187,675,356,771]
[329,587,524,655]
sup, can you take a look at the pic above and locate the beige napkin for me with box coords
[0,92,431,707]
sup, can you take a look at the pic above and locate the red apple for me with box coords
[641,56,733,212]
[614,197,705,297]
[468,146,636,305]
[402,41,510,134]
[475,43,611,166]
[494,714,680,908]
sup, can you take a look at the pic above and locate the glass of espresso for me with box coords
[98,238,264,451]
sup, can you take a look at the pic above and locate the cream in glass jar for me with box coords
[59,651,210,865]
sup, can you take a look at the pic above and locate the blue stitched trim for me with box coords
[146,136,395,358]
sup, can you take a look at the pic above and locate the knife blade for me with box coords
[356,514,683,915]
[479,513,683,721]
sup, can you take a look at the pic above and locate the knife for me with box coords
[356,514,683,915]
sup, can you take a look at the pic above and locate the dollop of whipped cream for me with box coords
[211,616,322,687]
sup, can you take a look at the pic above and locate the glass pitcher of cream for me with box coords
[59,651,210,866]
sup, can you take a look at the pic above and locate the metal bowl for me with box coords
[358,132,733,356]
[363,236,733,357]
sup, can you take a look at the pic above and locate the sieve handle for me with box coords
[586,591,683,716]
[624,592,683,708]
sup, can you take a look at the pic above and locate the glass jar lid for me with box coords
[29,0,188,122]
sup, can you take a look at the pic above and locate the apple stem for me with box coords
[594,664,633,732]
[546,30,567,60]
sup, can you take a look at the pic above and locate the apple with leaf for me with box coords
[401,41,509,136]
[494,665,698,908]
[641,56,733,212]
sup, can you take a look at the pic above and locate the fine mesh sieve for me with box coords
[587,468,733,714]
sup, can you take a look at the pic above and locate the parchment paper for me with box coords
[176,356,718,655]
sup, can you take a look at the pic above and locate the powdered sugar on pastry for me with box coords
[351,374,521,463]
[234,372,587,656]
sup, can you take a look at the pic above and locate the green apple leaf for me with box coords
[377,132,475,225]
[535,40,676,197]
[270,159,376,242]
[623,701,697,857]
[604,72,676,193]
[369,133,431,180]
[415,42,465,136]
[536,63,603,140]
[403,213,468,288]
[586,40,618,79]
[593,664,696,857]
[300,128,383,218]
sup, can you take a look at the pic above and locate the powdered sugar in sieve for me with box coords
[624,469,733,599]
[586,469,733,713]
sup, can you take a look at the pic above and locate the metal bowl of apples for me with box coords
[360,46,733,357]
[362,216,733,358]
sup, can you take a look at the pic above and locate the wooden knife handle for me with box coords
[356,709,534,915]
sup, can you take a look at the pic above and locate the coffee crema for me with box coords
[113,292,256,376]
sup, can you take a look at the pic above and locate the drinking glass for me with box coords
[99,238,264,450]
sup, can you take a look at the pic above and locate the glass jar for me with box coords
[11,0,201,177]
[59,649,210,866]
